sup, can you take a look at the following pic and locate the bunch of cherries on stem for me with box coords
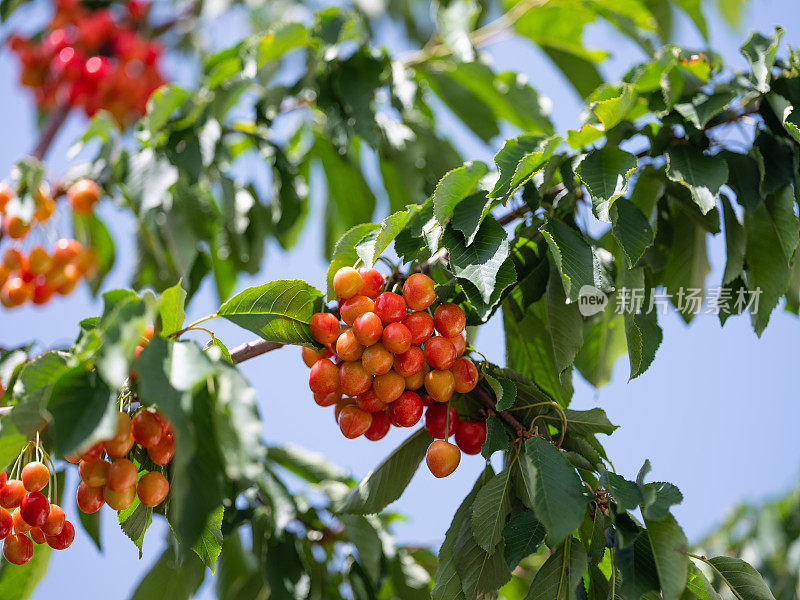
[304,266,487,478]
[0,178,101,308]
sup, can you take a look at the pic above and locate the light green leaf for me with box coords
[471,470,514,551]
[705,556,776,600]
[434,161,489,225]
[444,220,509,304]
[675,91,737,129]
[193,506,225,574]
[524,538,587,600]
[490,135,557,201]
[356,206,421,268]
[159,283,187,335]
[437,0,480,61]
[740,27,783,93]
[644,513,689,600]
[666,147,728,214]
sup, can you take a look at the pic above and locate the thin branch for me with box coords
[472,385,527,437]
[31,102,70,161]
[231,340,284,364]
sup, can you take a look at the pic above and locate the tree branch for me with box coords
[230,339,284,364]
[31,102,70,161]
[472,385,527,437]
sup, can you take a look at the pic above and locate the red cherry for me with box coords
[76,482,104,514]
[42,504,65,537]
[339,295,375,326]
[309,312,341,345]
[448,334,466,357]
[373,370,405,403]
[338,405,373,439]
[424,404,460,439]
[361,343,394,376]
[79,459,108,487]
[356,388,386,413]
[313,390,341,407]
[148,434,175,466]
[0,469,6,487]
[357,267,385,298]
[335,329,364,362]
[132,411,163,448]
[364,410,391,441]
[339,361,373,397]
[403,311,435,346]
[3,533,33,565]
[107,458,138,492]
[309,358,340,395]
[301,346,331,368]
[403,273,437,311]
[382,322,412,354]
[20,491,50,527]
[30,527,46,544]
[137,472,169,507]
[21,461,50,492]
[388,391,423,427]
[374,292,407,324]
[455,420,487,455]
[0,507,12,540]
[352,312,383,346]
[394,347,424,378]
[423,336,457,370]
[0,479,26,509]
[452,357,479,393]
[434,303,466,337]
[46,520,75,550]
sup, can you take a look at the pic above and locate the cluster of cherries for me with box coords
[304,266,487,478]
[7,0,166,124]
[0,179,100,308]
[0,454,75,566]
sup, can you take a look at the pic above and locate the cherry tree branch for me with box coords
[230,340,284,364]
[31,102,70,161]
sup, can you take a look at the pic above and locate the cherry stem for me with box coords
[167,313,218,339]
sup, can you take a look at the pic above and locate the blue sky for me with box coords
[0,1,798,597]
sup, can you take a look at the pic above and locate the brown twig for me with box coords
[31,102,70,161]
[472,385,526,437]
[230,340,284,364]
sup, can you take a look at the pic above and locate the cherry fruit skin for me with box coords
[309,358,340,395]
[339,295,375,325]
[452,357,480,393]
[309,312,341,345]
[42,504,66,537]
[313,390,341,407]
[0,479,26,509]
[338,405,373,439]
[364,410,391,441]
[336,329,364,362]
[3,533,33,565]
[356,388,386,413]
[301,346,330,368]
[0,506,12,540]
[12,508,31,533]
[352,312,383,346]
[20,491,50,527]
[426,441,461,478]
[137,472,169,507]
[132,410,164,448]
[373,370,405,403]
[423,336,457,371]
[403,273,437,311]
[362,343,394,376]
[105,433,135,459]
[434,303,466,338]
[382,322,412,354]
[448,334,466,357]
[30,527,47,544]
[339,361,373,397]
[334,398,357,422]
[388,391,423,427]
[394,347,424,378]
[68,178,101,214]
[0,469,6,488]
[424,369,455,403]
[107,458,138,492]
[374,292,407,324]
[404,363,429,391]
[148,434,175,466]
[104,485,136,511]
[333,266,363,300]
[455,420,487,455]
[358,267,385,298]
[21,461,50,493]
[424,404,460,439]
[79,459,109,487]
[46,520,75,550]
[76,482,105,514]
[403,311,435,346]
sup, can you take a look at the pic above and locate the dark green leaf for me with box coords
[706,556,776,600]
[666,147,728,214]
[524,538,587,600]
[433,161,488,225]
[611,198,655,268]
[576,146,638,222]
[502,511,546,569]
[644,513,689,600]
[471,470,514,551]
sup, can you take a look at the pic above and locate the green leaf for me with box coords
[687,562,723,600]
[562,408,617,436]
[433,161,489,225]
[502,511,546,569]
[522,437,587,545]
[740,27,783,93]
[539,217,612,302]
[675,91,737,129]
[600,470,643,511]
[543,47,604,99]
[481,414,511,459]
[159,283,187,335]
[119,498,153,558]
[72,212,114,295]
[356,206,421,268]
[721,151,763,213]
[624,296,663,382]
[490,135,556,201]
[721,195,745,286]
[524,538,587,600]
[617,531,660,598]
[217,280,323,347]
[453,511,512,599]
[611,198,655,268]
[575,146,638,223]
[705,556,776,600]
[661,211,710,323]
[326,223,380,300]
[256,22,310,65]
[483,368,516,412]
[193,506,225,574]
[593,84,639,131]
[574,307,626,388]
[666,147,728,214]
[443,220,509,304]
[437,0,480,61]
[642,482,684,520]
[78,508,101,552]
[0,420,26,472]
[129,549,205,600]
[266,444,350,483]
[470,470,514,552]
[339,429,433,514]
[339,515,382,581]
[546,265,583,376]
[644,513,689,600]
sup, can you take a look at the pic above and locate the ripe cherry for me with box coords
[309,359,340,394]
[3,533,33,565]
[13,508,31,533]
[361,343,394,376]
[405,362,429,391]
[452,357,479,393]
[309,312,341,345]
[334,398,357,422]
[2,247,24,271]
[373,370,405,403]
[76,482,104,514]
[4,214,30,239]
[313,390,341,407]
[426,440,461,478]
[148,434,175,466]
[403,273,437,311]
[352,312,383,346]
[333,266,363,299]
[356,388,386,413]
[79,459,108,487]
[424,369,455,403]
[339,361,373,396]
[403,311,435,346]
[423,336,457,370]
[301,346,330,368]
[0,507,12,540]
[448,334,466,357]
[434,303,466,338]
[339,295,375,326]
[364,410,391,441]
[30,527,46,544]
[382,322,412,354]
[455,420,487,455]
[67,178,100,214]
[42,504,65,537]
[0,479,26,508]
[21,461,50,493]
[46,520,75,550]
[104,485,136,511]
[374,291,407,324]
[132,410,163,448]
[107,458,138,492]
[335,329,364,362]
[394,347,424,377]
[0,469,6,487]
[105,433,135,459]
[357,267,385,298]
[28,247,52,275]
[81,443,104,462]
[137,472,169,507]
[20,492,50,527]
[425,404,460,439]
[338,405,373,439]
[52,238,82,266]
[0,183,11,211]
[388,391,423,427]
[110,411,132,442]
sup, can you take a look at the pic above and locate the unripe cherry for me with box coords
[424,369,455,403]
[336,329,364,362]
[352,312,383,346]
[46,520,75,550]
[388,391,423,427]
[426,440,461,478]
[425,404,460,439]
[394,347,424,378]
[357,267,385,298]
[423,336,457,370]
[309,359,340,395]
[137,472,169,507]
[403,311,435,346]
[3,533,33,565]
[374,292,406,324]
[455,420,487,455]
[76,482,104,514]
[338,405,373,439]
[373,370,405,403]
[403,273,437,311]
[382,322,412,354]
[364,410,391,441]
[452,357,479,393]
[405,362,429,391]
[309,312,341,345]
[339,361,373,397]
[362,343,394,376]
[104,485,136,511]
[21,461,50,492]
[434,303,466,337]
[333,266,363,299]
[356,388,386,413]
[339,295,375,326]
